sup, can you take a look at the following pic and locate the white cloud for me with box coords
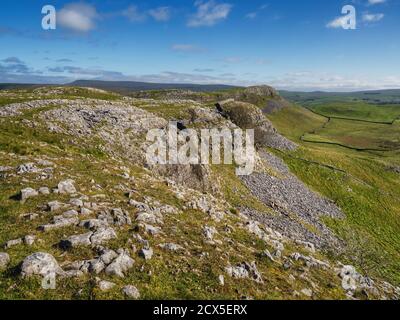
[362,13,384,22]
[58,3,99,32]
[326,16,348,29]
[266,72,400,92]
[368,0,386,5]
[188,0,232,27]
[148,7,172,22]
[245,12,257,19]
[122,5,147,22]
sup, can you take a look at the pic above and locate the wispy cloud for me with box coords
[362,13,384,22]
[148,7,172,22]
[58,3,99,32]
[367,0,386,5]
[326,16,348,29]
[245,4,269,19]
[121,5,147,22]
[187,0,232,27]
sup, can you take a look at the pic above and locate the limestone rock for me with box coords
[122,285,140,299]
[57,179,77,194]
[0,252,10,269]
[21,252,63,277]
[105,250,134,278]
[20,188,39,201]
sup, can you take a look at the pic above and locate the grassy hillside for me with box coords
[267,103,400,284]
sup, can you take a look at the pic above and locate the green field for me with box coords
[267,98,400,284]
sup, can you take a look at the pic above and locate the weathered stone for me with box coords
[90,227,117,245]
[79,219,109,230]
[21,252,63,277]
[203,226,218,242]
[5,238,23,249]
[80,207,92,216]
[23,235,36,246]
[218,275,225,286]
[89,259,106,274]
[63,209,79,218]
[122,285,140,299]
[57,179,77,194]
[225,261,263,283]
[69,198,83,207]
[17,163,38,174]
[47,200,64,212]
[159,243,184,252]
[139,247,153,260]
[20,188,39,201]
[301,288,313,297]
[39,216,79,232]
[38,187,50,195]
[60,232,93,249]
[99,249,118,265]
[0,252,10,269]
[105,250,134,278]
[98,280,116,291]
[140,223,161,236]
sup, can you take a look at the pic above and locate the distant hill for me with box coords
[280,89,400,105]
[0,83,51,90]
[68,80,241,93]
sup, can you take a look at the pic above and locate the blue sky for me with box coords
[0,0,399,91]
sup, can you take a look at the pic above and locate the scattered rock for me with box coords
[5,238,23,249]
[47,200,64,212]
[139,247,153,260]
[159,243,184,252]
[90,227,118,245]
[17,163,38,174]
[60,232,93,249]
[218,275,225,286]
[122,285,140,299]
[23,235,36,246]
[203,226,218,242]
[98,280,116,292]
[105,250,134,278]
[20,188,39,202]
[39,216,79,232]
[57,179,77,194]
[225,261,263,283]
[301,288,313,297]
[38,187,50,195]
[0,252,10,269]
[21,252,63,277]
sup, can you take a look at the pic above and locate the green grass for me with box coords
[302,118,400,151]
[267,103,400,285]
[308,101,400,123]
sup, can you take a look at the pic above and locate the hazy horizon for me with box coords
[1,0,399,91]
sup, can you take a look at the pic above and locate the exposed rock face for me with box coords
[241,151,344,250]
[242,85,279,98]
[20,252,63,278]
[217,100,297,151]
[40,99,167,163]
[154,164,216,193]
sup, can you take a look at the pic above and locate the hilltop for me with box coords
[0,84,399,300]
